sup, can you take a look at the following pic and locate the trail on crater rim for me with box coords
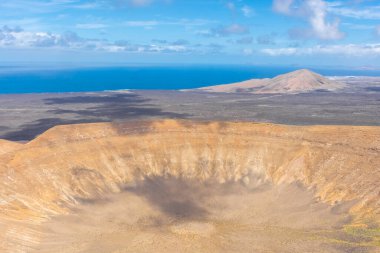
[0,120,379,252]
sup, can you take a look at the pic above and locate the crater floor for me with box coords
[35,177,365,253]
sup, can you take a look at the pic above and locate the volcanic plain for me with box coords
[0,74,380,142]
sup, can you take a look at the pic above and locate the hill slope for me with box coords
[199,69,345,94]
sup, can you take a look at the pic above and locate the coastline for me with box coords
[1,65,380,94]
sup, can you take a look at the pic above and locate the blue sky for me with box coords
[0,0,380,67]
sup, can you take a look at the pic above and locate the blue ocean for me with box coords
[0,64,379,94]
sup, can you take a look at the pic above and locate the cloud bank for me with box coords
[273,0,344,40]
[0,25,189,53]
[262,44,380,56]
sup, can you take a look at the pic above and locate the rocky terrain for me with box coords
[199,69,345,94]
[0,120,379,253]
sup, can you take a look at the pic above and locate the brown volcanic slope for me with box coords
[0,140,22,155]
[0,120,379,253]
[199,69,345,94]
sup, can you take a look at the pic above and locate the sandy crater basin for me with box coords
[34,177,369,253]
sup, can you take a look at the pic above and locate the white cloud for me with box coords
[0,25,192,53]
[242,5,254,17]
[220,24,249,35]
[273,0,294,15]
[236,36,253,44]
[123,19,216,28]
[328,4,380,20]
[377,25,380,36]
[226,2,235,11]
[262,47,298,56]
[0,0,99,13]
[0,0,170,12]
[124,20,159,27]
[0,27,85,48]
[306,0,343,40]
[110,0,173,8]
[146,44,187,53]
[243,48,253,55]
[257,34,277,45]
[76,23,107,29]
[262,44,380,56]
[128,0,153,7]
[273,0,344,40]
[200,24,250,37]
[342,23,374,30]
[73,2,100,9]
[226,2,254,18]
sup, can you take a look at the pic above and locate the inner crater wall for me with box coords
[0,120,379,252]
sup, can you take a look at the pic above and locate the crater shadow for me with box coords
[45,93,189,120]
[123,175,257,221]
[365,87,380,92]
[1,93,190,141]
[124,176,209,220]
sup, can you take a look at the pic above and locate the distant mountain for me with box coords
[198,69,345,94]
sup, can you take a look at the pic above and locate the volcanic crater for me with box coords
[0,120,379,253]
